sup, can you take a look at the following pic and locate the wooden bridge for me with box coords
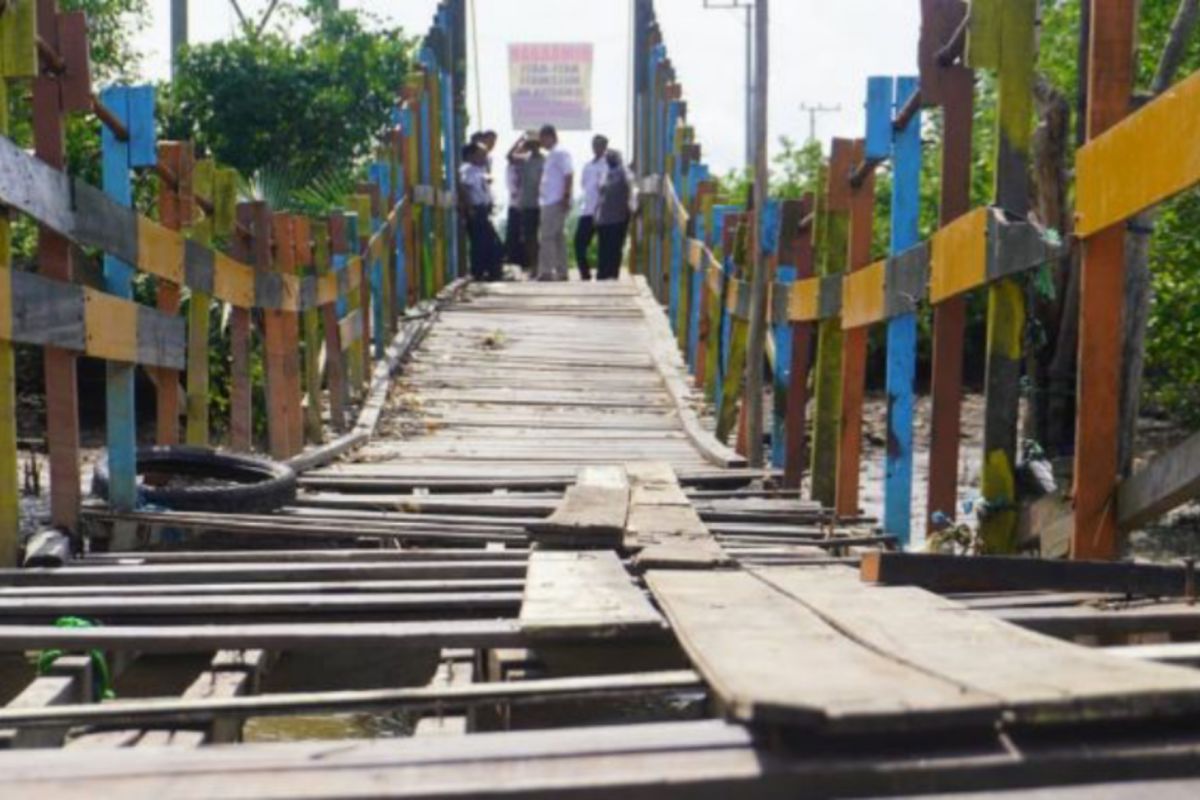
[4,278,1200,797]
[5,0,1200,796]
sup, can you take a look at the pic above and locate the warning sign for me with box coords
[508,43,593,131]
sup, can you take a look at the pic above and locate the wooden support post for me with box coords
[99,84,138,517]
[1072,0,1136,559]
[298,216,323,444]
[968,0,1036,553]
[688,180,714,374]
[834,138,873,518]
[183,164,234,446]
[810,141,853,507]
[771,262,796,469]
[884,76,922,547]
[782,195,816,489]
[264,212,302,459]
[716,222,751,443]
[328,213,355,419]
[355,188,383,360]
[317,219,346,433]
[156,141,193,446]
[427,63,446,292]
[922,0,975,535]
[34,0,85,532]
[0,76,19,566]
[229,203,267,452]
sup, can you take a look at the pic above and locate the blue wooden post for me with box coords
[418,50,434,298]
[100,85,155,513]
[666,101,683,324]
[884,75,922,548]
[772,267,796,467]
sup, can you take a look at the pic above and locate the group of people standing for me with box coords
[459,126,632,283]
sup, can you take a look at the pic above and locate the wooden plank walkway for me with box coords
[5,280,1200,797]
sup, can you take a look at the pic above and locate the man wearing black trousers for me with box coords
[459,143,503,281]
[574,134,608,281]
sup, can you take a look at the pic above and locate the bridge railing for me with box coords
[0,0,466,564]
[633,0,1200,560]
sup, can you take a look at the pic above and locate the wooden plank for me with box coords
[413,650,474,737]
[33,9,82,534]
[861,551,1195,596]
[839,259,885,330]
[0,671,700,732]
[519,551,665,639]
[185,158,215,446]
[884,75,922,548]
[646,568,997,731]
[264,213,303,459]
[526,466,630,548]
[928,206,987,303]
[926,3,975,536]
[154,141,190,446]
[1073,0,1137,560]
[625,462,730,570]
[835,138,872,518]
[1118,429,1200,531]
[0,655,90,749]
[1075,58,1200,237]
[632,275,745,468]
[782,196,816,489]
[0,619,523,653]
[0,80,14,567]
[755,566,1200,726]
[972,0,1036,554]
[99,85,138,523]
[810,142,853,506]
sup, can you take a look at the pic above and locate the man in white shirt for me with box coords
[574,134,608,281]
[536,124,574,281]
[459,143,502,281]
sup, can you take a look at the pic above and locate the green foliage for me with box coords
[164,2,415,200]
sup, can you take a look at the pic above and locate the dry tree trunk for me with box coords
[1029,75,1073,451]
[1119,0,1200,475]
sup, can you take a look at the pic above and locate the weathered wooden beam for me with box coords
[923,0,975,538]
[1073,0,1137,560]
[861,551,1193,597]
[1117,428,1200,531]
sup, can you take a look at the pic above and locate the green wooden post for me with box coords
[967,0,1035,553]
[810,142,853,507]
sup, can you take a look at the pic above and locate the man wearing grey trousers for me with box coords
[536,124,574,281]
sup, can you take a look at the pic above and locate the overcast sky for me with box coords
[136,0,921,177]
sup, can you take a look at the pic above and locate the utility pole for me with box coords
[745,0,769,466]
[702,0,754,171]
[798,102,840,144]
[171,0,187,79]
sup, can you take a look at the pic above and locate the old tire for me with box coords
[92,446,297,514]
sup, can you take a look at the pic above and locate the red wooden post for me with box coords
[264,212,303,458]
[1072,0,1136,559]
[155,141,193,446]
[782,193,816,489]
[33,0,89,531]
[922,0,976,534]
[229,203,269,451]
[835,139,874,518]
